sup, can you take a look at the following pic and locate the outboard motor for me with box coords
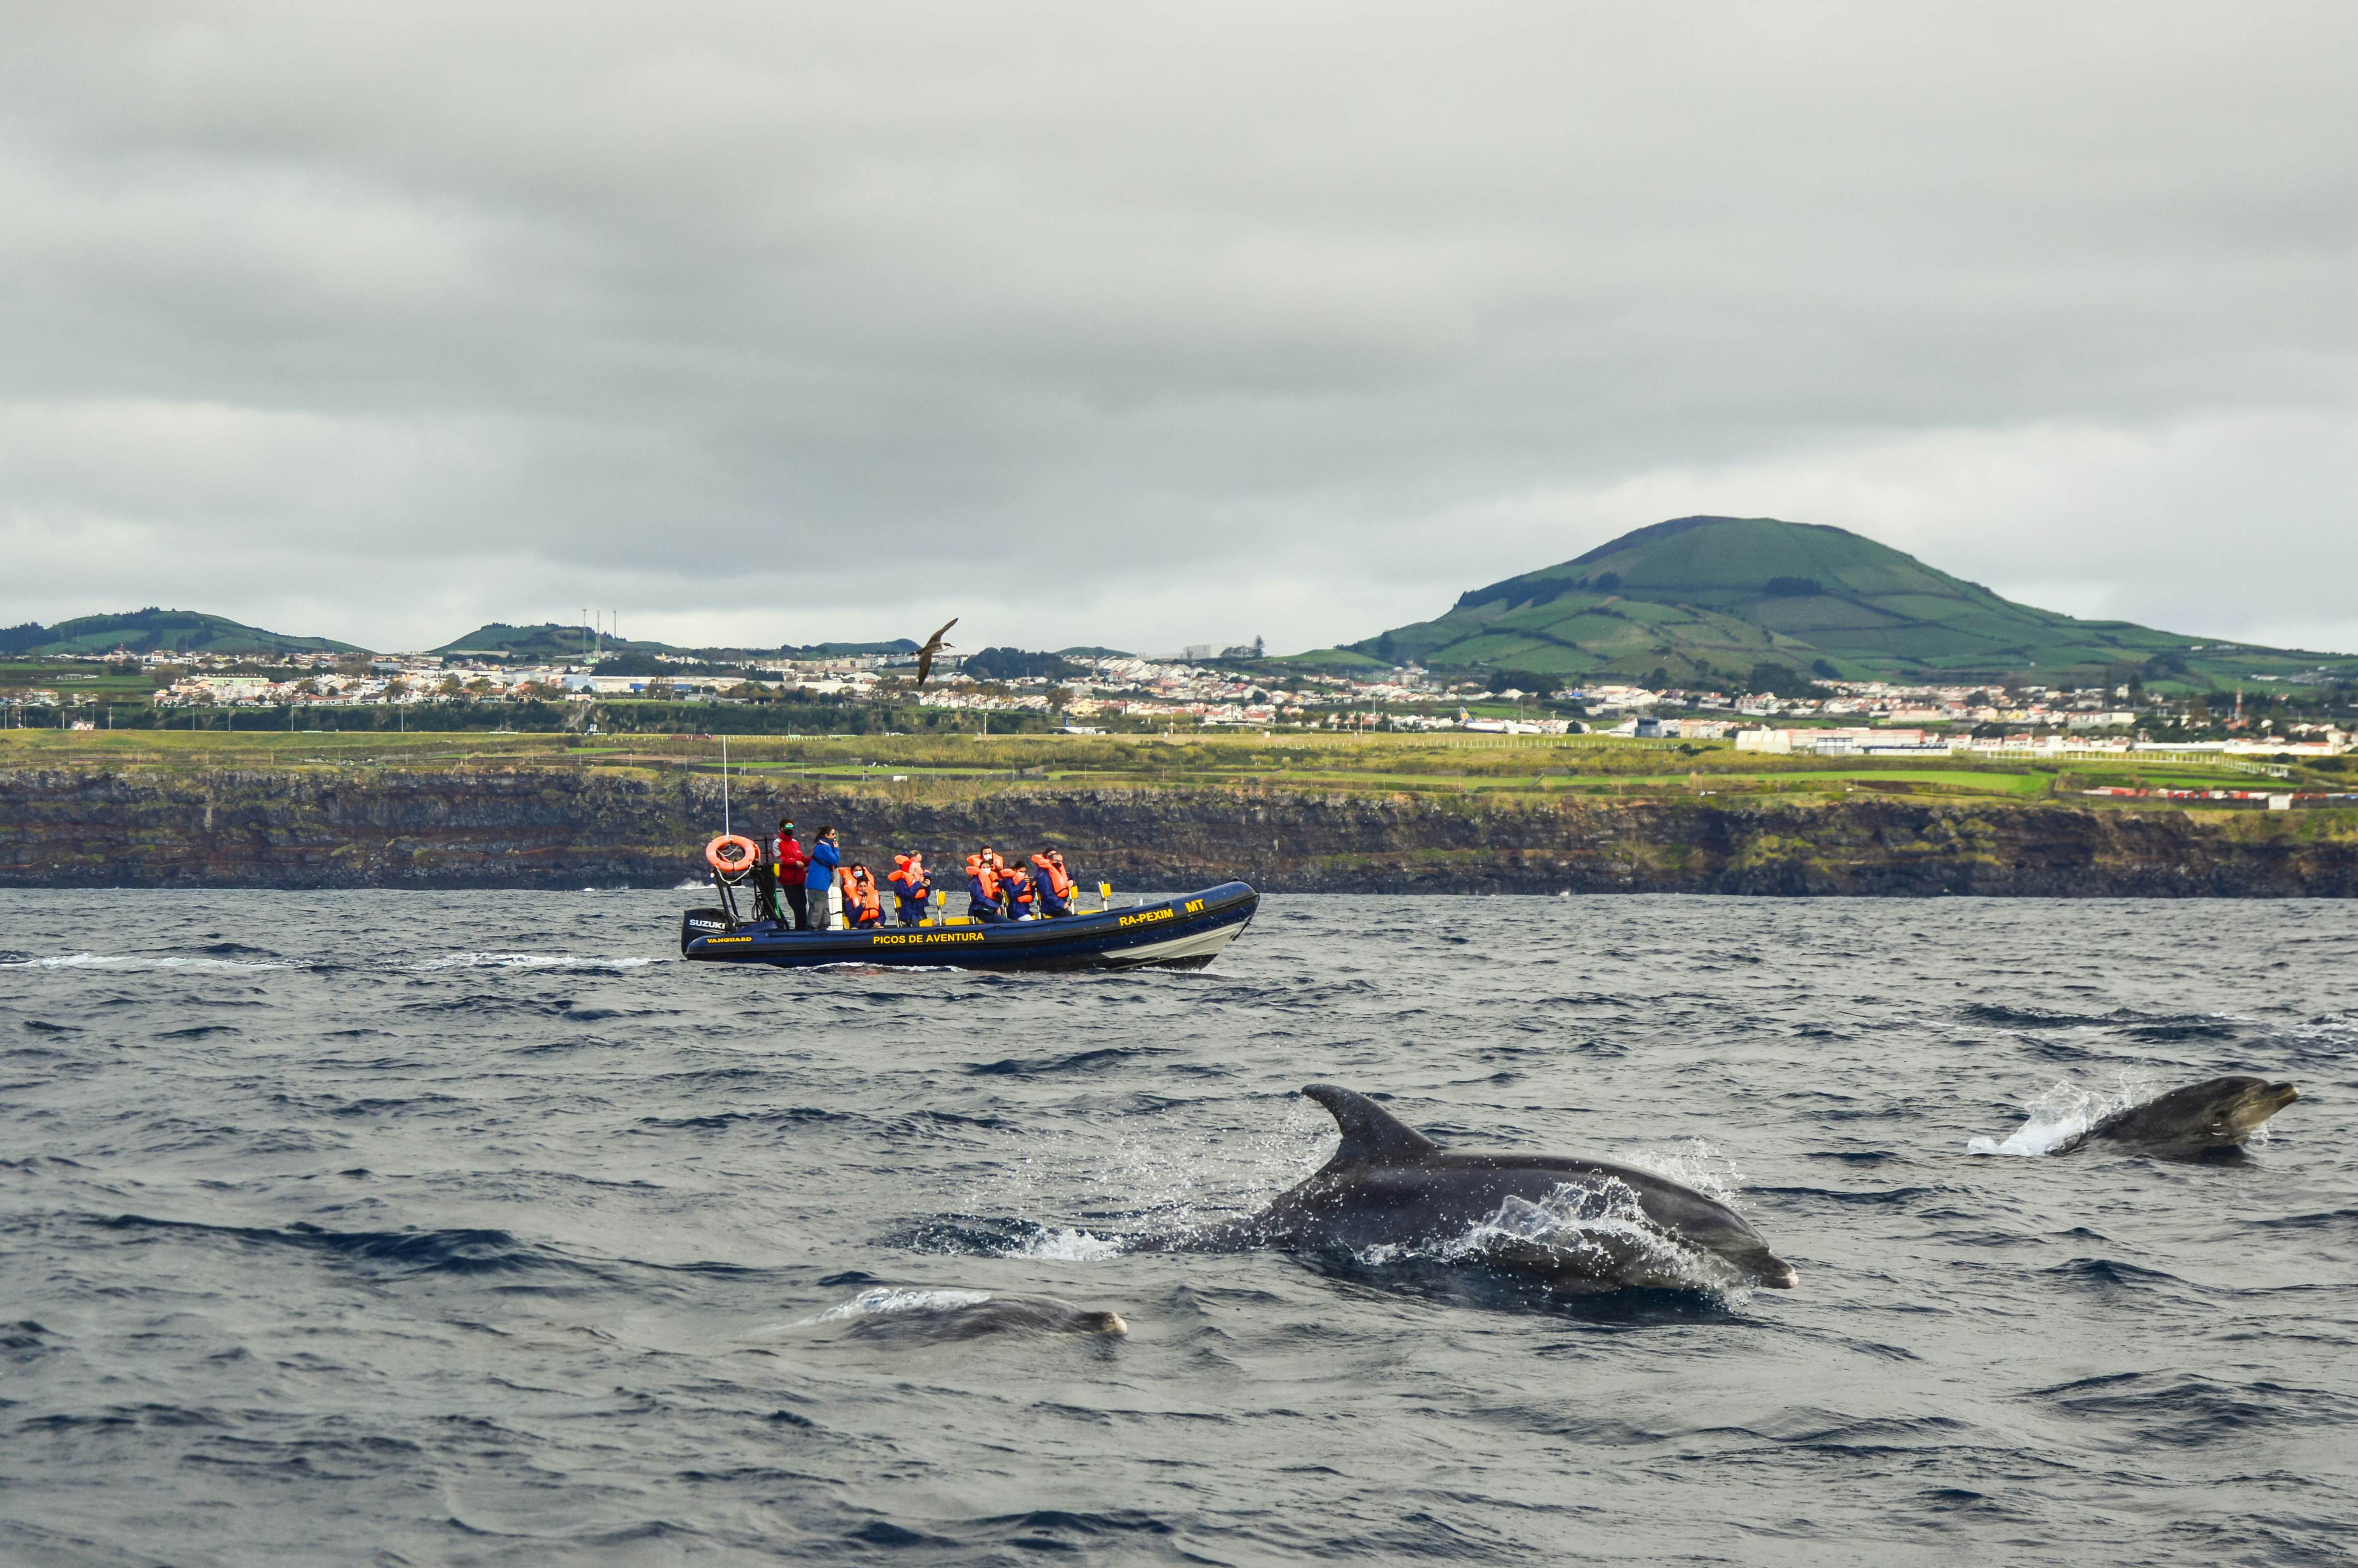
[680,906,732,955]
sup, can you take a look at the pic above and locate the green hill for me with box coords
[0,609,365,658]
[1317,516,2358,690]
[435,623,682,662]
[434,624,924,663]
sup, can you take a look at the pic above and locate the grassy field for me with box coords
[0,662,157,697]
[3,726,2343,810]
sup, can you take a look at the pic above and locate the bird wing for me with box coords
[915,617,958,687]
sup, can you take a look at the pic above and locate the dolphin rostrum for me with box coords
[1135,1084,1798,1293]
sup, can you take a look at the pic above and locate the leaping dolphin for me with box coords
[1134,1084,1798,1293]
[2056,1075,2299,1157]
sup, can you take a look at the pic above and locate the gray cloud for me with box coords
[3,2,2354,655]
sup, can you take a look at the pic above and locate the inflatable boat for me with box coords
[680,878,1259,972]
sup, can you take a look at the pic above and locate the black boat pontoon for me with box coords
[681,872,1258,973]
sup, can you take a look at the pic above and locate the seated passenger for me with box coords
[1003,863,1037,921]
[1030,849,1075,917]
[887,854,931,926]
[846,865,884,929]
[965,854,1005,923]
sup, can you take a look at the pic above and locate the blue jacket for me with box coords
[803,838,840,890]
[967,872,1004,917]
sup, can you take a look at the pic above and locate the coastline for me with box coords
[5,762,2354,896]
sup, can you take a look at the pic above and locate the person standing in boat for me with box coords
[773,818,811,930]
[804,827,842,930]
[888,854,931,925]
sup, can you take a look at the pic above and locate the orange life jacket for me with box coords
[889,855,926,896]
[1004,868,1035,908]
[967,854,1000,897]
[1030,854,1073,899]
[848,869,882,923]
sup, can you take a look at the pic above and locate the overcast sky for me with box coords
[4,3,2354,657]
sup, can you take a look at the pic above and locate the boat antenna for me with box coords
[721,734,731,836]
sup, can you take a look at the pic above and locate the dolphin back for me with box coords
[1293,1086,1797,1290]
[1130,1084,1799,1291]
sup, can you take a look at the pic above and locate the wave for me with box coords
[96,1214,600,1280]
[2043,1256,2191,1293]
[2121,1019,2241,1043]
[965,1046,1168,1078]
[1753,1183,1934,1207]
[404,952,673,972]
[2248,1208,2358,1236]
[1961,1002,2102,1029]
[2029,1371,2358,1446]
[881,1214,1127,1261]
[1967,1074,2162,1156]
[1960,1002,2243,1044]
[633,1107,852,1133]
[0,953,300,971]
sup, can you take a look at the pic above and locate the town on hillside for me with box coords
[3,639,2350,760]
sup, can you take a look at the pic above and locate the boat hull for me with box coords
[681,881,1259,972]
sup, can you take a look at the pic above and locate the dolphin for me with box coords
[1135,1084,1798,1293]
[841,1293,1128,1344]
[2057,1075,2300,1157]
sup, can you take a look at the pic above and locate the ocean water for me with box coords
[1,890,2353,1566]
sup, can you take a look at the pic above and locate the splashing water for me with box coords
[1967,1074,2158,1156]
[1445,1178,1737,1294]
[958,1098,1332,1247]
[405,953,672,973]
[1012,1228,1128,1262]
[818,1287,994,1322]
[1616,1138,1745,1206]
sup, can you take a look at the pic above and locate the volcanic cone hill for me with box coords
[1315,515,2358,691]
[0,608,364,658]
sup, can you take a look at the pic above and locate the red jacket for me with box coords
[774,834,808,878]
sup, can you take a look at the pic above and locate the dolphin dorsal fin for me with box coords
[1303,1084,1437,1164]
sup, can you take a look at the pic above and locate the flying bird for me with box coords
[915,617,958,687]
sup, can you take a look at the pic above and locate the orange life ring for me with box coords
[705,834,761,876]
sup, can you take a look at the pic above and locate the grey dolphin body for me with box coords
[2058,1075,2300,1157]
[1140,1085,1798,1292]
[843,1294,1128,1344]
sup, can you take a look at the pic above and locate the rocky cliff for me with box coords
[3,765,2353,895]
